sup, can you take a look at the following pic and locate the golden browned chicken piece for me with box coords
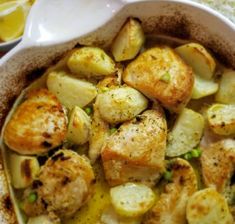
[101,108,167,187]
[37,149,95,218]
[144,158,197,224]
[4,89,67,155]
[123,46,194,112]
[200,139,235,193]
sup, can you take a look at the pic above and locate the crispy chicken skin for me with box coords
[4,89,67,155]
[37,149,95,218]
[123,46,194,112]
[143,159,197,224]
[101,108,167,187]
[200,139,235,193]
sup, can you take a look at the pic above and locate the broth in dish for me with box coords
[2,18,235,224]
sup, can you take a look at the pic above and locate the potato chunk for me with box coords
[67,47,116,78]
[216,69,235,104]
[96,86,148,124]
[110,183,155,217]
[67,106,91,145]
[47,70,97,109]
[111,18,145,62]
[207,104,235,135]
[175,43,216,80]
[186,188,233,224]
[9,153,40,189]
[101,109,167,187]
[144,158,197,224]
[123,46,193,112]
[27,215,58,224]
[192,74,218,99]
[89,104,109,164]
[4,89,67,155]
[166,108,204,157]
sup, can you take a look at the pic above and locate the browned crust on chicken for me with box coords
[123,46,194,112]
[101,109,167,186]
[144,158,197,224]
[3,89,67,155]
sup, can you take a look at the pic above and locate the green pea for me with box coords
[28,192,37,203]
[184,153,192,160]
[163,170,173,181]
[191,148,202,158]
[84,107,93,115]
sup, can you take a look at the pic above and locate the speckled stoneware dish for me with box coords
[0,0,235,223]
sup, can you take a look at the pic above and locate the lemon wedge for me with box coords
[0,1,30,42]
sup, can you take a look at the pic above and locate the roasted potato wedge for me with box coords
[192,74,218,99]
[110,183,155,217]
[9,153,40,189]
[47,70,97,109]
[216,69,235,104]
[89,103,109,163]
[111,18,145,62]
[200,139,235,193]
[4,89,67,155]
[207,104,235,135]
[96,86,148,124]
[67,106,91,145]
[175,43,216,80]
[123,46,194,112]
[186,188,233,224]
[144,158,197,224]
[102,109,167,187]
[166,108,204,157]
[67,47,116,78]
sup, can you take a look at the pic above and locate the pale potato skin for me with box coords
[207,104,235,136]
[37,150,95,218]
[4,89,67,155]
[111,18,145,62]
[96,86,148,124]
[88,103,109,164]
[175,43,216,80]
[186,188,233,224]
[200,139,235,193]
[216,69,235,104]
[123,46,194,112]
[101,109,167,187]
[67,106,91,145]
[143,158,197,224]
[67,47,116,78]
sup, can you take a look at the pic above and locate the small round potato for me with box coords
[96,86,148,124]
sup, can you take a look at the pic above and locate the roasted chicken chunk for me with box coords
[144,158,197,224]
[200,139,235,193]
[37,150,95,218]
[123,46,194,112]
[101,108,167,187]
[4,89,67,155]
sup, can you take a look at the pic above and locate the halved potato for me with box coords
[175,43,216,80]
[96,86,148,124]
[47,70,97,109]
[216,69,235,104]
[192,74,218,99]
[67,47,116,78]
[123,46,194,112]
[187,188,233,224]
[67,106,91,145]
[111,18,145,62]
[207,104,235,135]
[110,183,155,217]
[9,153,40,189]
[166,108,204,157]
